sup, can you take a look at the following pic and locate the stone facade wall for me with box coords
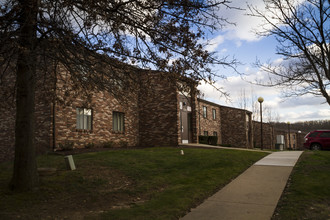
[138,72,179,147]
[197,99,221,144]
[253,121,275,149]
[220,106,253,148]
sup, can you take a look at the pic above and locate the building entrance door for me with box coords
[181,111,192,144]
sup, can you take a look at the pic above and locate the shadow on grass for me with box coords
[0,147,267,220]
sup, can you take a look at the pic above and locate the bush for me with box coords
[198,136,218,146]
[103,141,115,148]
[84,142,95,149]
[58,141,74,151]
[208,136,218,146]
[199,136,209,145]
[119,140,128,148]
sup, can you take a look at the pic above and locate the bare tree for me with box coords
[248,0,330,103]
[0,0,237,191]
[263,104,281,123]
[237,88,248,110]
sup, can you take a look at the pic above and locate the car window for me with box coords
[308,132,319,137]
[319,132,330,138]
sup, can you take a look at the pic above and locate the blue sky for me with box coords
[198,0,330,123]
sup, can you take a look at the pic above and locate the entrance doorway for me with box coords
[181,111,192,144]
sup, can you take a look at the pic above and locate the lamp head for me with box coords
[258,97,264,103]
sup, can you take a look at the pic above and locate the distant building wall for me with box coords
[253,121,275,149]
[220,106,253,148]
[197,99,222,145]
[274,129,308,150]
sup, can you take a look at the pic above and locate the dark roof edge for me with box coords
[198,98,252,114]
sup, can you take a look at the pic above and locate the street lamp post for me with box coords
[258,97,264,150]
[287,122,291,150]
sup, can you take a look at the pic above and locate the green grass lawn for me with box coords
[0,147,267,220]
[273,151,330,220]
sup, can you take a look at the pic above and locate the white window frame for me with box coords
[113,111,125,132]
[203,106,207,118]
[76,108,92,130]
[212,108,216,120]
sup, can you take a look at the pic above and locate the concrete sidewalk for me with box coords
[181,151,303,220]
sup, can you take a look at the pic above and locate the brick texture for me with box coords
[220,106,253,148]
[253,121,275,149]
[197,99,222,144]
[138,71,179,147]
[0,66,55,162]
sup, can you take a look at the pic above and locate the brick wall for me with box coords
[51,66,141,149]
[274,129,307,150]
[138,71,179,147]
[220,106,253,148]
[0,67,55,162]
[253,121,275,149]
[0,101,15,162]
[197,99,221,145]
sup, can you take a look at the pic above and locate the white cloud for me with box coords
[220,48,228,53]
[279,96,327,109]
[205,35,225,52]
[319,109,330,117]
[218,0,306,43]
[198,73,282,108]
[280,107,330,122]
[217,0,267,42]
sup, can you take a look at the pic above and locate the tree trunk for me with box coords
[10,0,39,191]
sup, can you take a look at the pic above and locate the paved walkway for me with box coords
[179,143,272,153]
[181,151,303,220]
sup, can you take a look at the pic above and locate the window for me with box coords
[320,132,330,138]
[204,131,208,136]
[308,132,319,137]
[213,131,217,136]
[203,106,207,118]
[76,108,92,130]
[113,111,124,132]
[212,109,216,120]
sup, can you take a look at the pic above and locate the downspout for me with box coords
[52,97,56,151]
[52,62,57,151]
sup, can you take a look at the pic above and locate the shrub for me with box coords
[103,141,114,148]
[199,136,209,145]
[58,141,74,151]
[208,136,218,146]
[84,142,94,149]
[119,140,128,148]
[198,136,218,146]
